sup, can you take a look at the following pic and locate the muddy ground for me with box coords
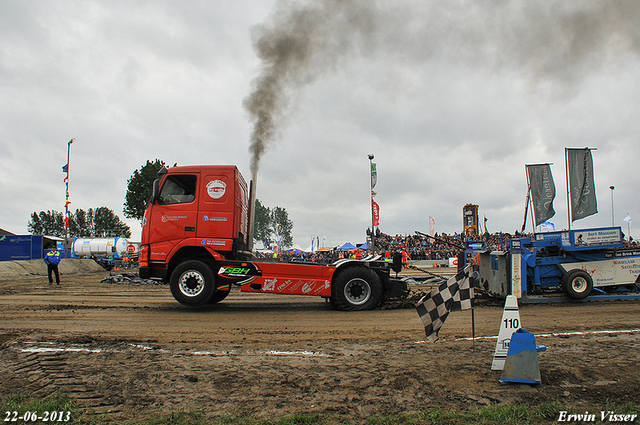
[1,269,639,422]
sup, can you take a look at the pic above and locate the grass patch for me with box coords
[2,395,639,425]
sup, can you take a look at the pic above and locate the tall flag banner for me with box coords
[416,265,474,342]
[429,216,436,237]
[483,215,488,234]
[372,199,380,226]
[624,215,632,241]
[370,162,377,190]
[526,164,556,226]
[566,148,597,222]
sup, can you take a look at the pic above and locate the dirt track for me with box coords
[1,271,639,421]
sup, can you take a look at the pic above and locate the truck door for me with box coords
[147,173,198,260]
[197,170,236,245]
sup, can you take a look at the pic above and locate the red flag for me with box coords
[372,199,380,226]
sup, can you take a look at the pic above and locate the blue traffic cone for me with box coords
[500,328,542,386]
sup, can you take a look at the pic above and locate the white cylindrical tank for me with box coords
[72,237,129,258]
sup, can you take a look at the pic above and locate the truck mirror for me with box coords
[151,179,160,203]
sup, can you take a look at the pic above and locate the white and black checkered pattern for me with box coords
[416,265,474,341]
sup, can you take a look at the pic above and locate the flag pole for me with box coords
[521,165,531,233]
[64,139,74,240]
[368,154,376,252]
[471,306,476,350]
[564,148,571,230]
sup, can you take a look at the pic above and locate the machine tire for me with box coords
[331,266,382,311]
[170,260,216,306]
[562,269,593,300]
[208,289,230,304]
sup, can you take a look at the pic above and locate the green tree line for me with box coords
[28,208,131,238]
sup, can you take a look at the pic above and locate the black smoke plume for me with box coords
[244,0,640,174]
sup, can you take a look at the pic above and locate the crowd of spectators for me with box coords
[255,231,524,265]
[255,229,640,265]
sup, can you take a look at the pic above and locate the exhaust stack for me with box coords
[247,172,257,253]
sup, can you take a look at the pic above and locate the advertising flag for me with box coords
[429,216,436,237]
[526,164,556,226]
[372,199,380,226]
[624,215,632,226]
[567,148,597,221]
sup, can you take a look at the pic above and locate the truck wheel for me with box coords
[170,260,216,306]
[562,269,593,300]
[331,266,382,311]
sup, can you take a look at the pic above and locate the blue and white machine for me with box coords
[479,226,640,299]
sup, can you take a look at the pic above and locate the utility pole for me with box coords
[609,186,615,227]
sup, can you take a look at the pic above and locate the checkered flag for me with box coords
[416,264,474,341]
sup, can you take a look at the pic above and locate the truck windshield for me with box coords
[158,175,197,205]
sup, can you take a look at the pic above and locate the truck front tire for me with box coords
[170,260,216,306]
[562,269,593,300]
[331,266,382,311]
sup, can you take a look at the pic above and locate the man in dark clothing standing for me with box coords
[44,247,61,284]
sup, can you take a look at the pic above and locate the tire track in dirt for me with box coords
[6,349,122,415]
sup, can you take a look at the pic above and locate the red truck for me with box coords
[139,165,407,310]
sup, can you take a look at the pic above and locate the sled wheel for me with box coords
[331,266,382,311]
[562,269,593,300]
[170,260,216,306]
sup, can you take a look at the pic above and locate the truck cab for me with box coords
[139,165,249,282]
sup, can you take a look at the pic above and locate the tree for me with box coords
[93,207,131,237]
[28,208,131,238]
[253,199,271,244]
[252,199,294,249]
[123,159,167,221]
[270,206,294,248]
[28,210,65,237]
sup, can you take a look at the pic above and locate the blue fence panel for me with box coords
[32,235,44,259]
[0,235,46,261]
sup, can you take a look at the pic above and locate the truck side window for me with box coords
[158,175,197,205]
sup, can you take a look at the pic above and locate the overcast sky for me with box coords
[1,0,639,248]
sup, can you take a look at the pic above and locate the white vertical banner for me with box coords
[429,216,436,237]
[511,240,522,298]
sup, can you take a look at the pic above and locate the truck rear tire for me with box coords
[170,260,216,306]
[562,269,593,300]
[331,266,382,311]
